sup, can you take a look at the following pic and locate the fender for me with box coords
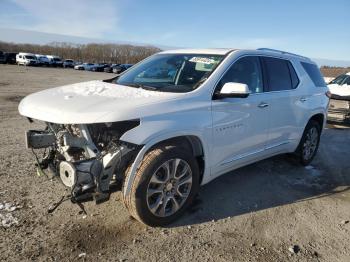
[121,129,211,197]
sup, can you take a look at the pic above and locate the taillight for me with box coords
[325,91,332,98]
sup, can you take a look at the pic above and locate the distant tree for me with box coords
[0,41,161,64]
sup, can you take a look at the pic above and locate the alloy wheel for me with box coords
[146,158,193,217]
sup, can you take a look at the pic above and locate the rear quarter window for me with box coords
[301,62,326,87]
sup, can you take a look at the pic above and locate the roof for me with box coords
[159,48,236,55]
[158,48,311,62]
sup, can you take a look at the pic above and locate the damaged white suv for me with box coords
[19,48,330,226]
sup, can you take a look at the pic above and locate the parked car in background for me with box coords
[35,54,50,66]
[16,53,37,66]
[47,55,63,67]
[112,63,133,74]
[74,63,96,70]
[104,64,121,73]
[0,51,7,63]
[63,59,75,68]
[91,63,110,72]
[18,48,330,226]
[4,52,18,64]
[327,72,350,98]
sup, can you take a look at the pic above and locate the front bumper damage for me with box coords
[26,121,141,206]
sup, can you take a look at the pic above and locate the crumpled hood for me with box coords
[19,80,181,124]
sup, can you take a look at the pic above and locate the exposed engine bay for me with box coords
[26,120,141,207]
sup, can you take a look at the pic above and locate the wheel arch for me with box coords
[122,134,207,198]
[308,113,325,132]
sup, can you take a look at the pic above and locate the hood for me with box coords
[328,83,350,97]
[19,80,181,124]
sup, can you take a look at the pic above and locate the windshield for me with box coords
[115,53,224,93]
[53,58,61,61]
[25,55,35,59]
[329,74,348,85]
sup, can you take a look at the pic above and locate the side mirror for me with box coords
[214,82,250,99]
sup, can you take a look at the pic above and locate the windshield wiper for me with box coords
[124,83,158,91]
[138,85,158,91]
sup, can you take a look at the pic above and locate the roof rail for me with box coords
[257,48,310,60]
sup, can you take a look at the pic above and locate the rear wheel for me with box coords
[295,120,321,165]
[122,146,199,226]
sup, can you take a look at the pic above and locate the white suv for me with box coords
[19,48,330,226]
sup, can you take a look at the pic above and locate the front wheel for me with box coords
[122,146,199,226]
[295,120,321,165]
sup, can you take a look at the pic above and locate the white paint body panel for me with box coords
[16,52,37,65]
[18,48,329,189]
[328,83,350,97]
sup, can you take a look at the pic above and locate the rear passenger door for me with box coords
[261,57,302,152]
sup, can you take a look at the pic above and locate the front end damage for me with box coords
[26,120,141,206]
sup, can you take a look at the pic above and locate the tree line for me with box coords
[320,66,350,78]
[0,41,162,64]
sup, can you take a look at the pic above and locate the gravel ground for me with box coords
[0,64,349,262]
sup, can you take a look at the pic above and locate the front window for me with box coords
[218,56,264,93]
[115,54,224,93]
[25,55,35,59]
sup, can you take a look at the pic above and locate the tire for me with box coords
[295,120,321,166]
[122,145,199,226]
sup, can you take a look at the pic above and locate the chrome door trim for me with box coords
[219,141,290,166]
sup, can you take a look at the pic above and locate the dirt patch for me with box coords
[5,95,25,103]
[0,82,10,87]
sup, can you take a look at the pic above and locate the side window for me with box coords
[288,62,300,88]
[301,62,326,87]
[343,76,350,85]
[263,57,294,91]
[218,56,264,93]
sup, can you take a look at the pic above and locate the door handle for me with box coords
[258,102,269,108]
[300,97,307,102]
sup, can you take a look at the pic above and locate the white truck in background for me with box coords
[16,52,37,66]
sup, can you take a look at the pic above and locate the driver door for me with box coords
[210,56,270,178]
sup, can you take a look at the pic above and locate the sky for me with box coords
[0,0,349,62]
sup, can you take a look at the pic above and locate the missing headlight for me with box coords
[87,120,140,151]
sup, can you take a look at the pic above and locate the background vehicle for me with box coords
[0,51,6,63]
[4,52,18,64]
[91,63,110,72]
[18,48,329,226]
[63,59,75,68]
[74,63,96,70]
[327,72,350,98]
[35,54,50,66]
[112,63,133,74]
[104,63,120,73]
[16,53,37,66]
[46,55,63,67]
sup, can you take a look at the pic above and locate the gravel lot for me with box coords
[0,64,349,262]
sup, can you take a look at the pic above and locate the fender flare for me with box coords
[122,131,208,197]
